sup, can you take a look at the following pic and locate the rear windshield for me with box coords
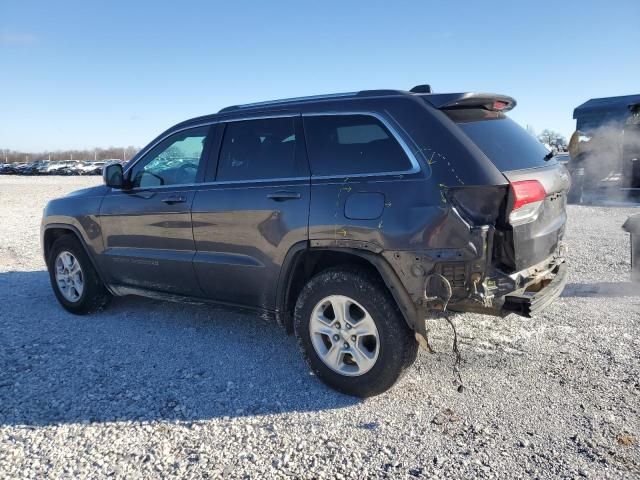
[446,109,554,171]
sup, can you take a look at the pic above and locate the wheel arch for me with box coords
[276,243,418,334]
[42,224,110,290]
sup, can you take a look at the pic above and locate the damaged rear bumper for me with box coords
[441,255,568,318]
[501,262,568,317]
[380,239,568,328]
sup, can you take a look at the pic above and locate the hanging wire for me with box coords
[424,273,464,392]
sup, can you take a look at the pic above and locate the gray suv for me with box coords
[42,86,569,396]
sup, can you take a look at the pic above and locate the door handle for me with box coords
[267,191,302,201]
[161,195,187,204]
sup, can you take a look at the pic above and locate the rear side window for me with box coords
[217,117,299,181]
[447,109,554,171]
[304,114,412,176]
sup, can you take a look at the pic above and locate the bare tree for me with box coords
[0,146,141,163]
[537,129,567,147]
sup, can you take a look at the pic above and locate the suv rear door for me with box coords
[98,125,214,295]
[191,114,310,310]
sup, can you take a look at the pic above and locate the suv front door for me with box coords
[191,115,310,310]
[98,125,215,295]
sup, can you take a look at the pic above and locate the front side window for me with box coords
[303,114,412,176]
[130,126,209,188]
[217,117,299,181]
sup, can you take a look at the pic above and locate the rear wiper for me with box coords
[544,151,555,161]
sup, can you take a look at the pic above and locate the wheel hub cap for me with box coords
[54,251,84,302]
[309,295,380,376]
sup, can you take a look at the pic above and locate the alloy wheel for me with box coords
[54,251,84,302]
[309,295,380,376]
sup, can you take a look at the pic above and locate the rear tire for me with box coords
[47,234,111,314]
[294,266,418,397]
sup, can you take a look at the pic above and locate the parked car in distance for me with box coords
[44,160,74,175]
[89,161,105,174]
[15,162,37,175]
[0,162,18,174]
[0,159,121,176]
[41,86,569,396]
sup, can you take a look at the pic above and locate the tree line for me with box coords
[1,146,140,164]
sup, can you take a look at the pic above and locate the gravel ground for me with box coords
[0,176,638,479]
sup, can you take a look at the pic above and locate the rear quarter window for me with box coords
[447,109,554,171]
[303,114,412,176]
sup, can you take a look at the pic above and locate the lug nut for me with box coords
[335,323,341,329]
[351,335,356,341]
[346,324,351,330]
[333,335,339,341]
[343,342,349,349]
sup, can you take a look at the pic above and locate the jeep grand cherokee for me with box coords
[42,85,569,397]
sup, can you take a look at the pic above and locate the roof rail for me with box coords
[218,89,414,113]
[356,89,407,97]
[219,92,358,113]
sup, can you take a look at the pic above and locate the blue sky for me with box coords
[1,0,638,151]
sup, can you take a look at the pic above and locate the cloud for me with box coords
[0,31,38,46]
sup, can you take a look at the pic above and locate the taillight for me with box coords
[492,100,508,111]
[509,180,546,225]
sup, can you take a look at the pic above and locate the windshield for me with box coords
[446,109,554,171]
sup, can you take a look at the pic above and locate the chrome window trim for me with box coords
[301,111,422,178]
[207,176,308,186]
[109,183,200,193]
[109,176,310,193]
[308,172,414,181]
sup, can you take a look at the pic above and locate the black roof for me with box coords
[218,89,516,114]
[168,88,516,133]
[573,94,640,130]
[218,90,404,113]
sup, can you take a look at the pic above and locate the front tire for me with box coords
[294,267,418,397]
[47,234,111,314]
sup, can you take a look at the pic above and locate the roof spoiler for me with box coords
[423,92,517,112]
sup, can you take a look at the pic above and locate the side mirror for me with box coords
[103,163,124,188]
